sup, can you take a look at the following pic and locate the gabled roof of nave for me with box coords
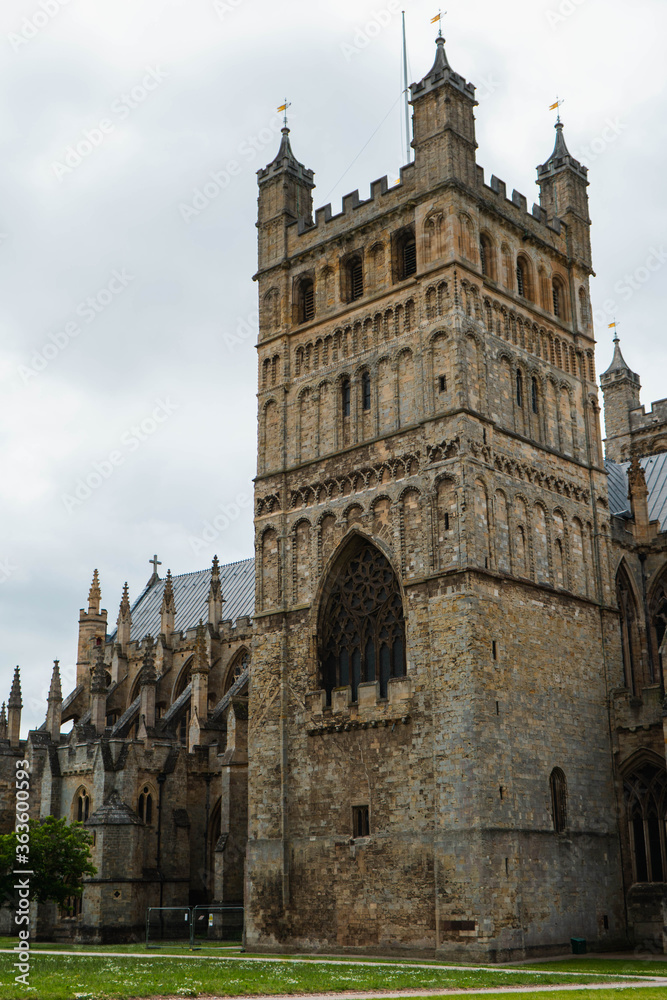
[606,453,667,531]
[110,557,254,642]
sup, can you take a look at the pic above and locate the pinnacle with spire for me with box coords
[538,120,587,181]
[8,666,22,709]
[91,644,107,694]
[0,702,6,739]
[48,660,62,702]
[192,619,209,675]
[141,635,157,686]
[410,34,475,102]
[160,570,175,629]
[88,569,101,614]
[118,582,130,620]
[601,331,640,382]
[208,555,224,626]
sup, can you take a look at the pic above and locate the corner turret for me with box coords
[409,36,478,190]
[600,334,642,462]
[77,570,108,687]
[537,120,591,269]
[256,126,315,288]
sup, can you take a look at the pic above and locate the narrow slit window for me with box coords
[342,378,351,417]
[362,371,371,411]
[531,377,539,414]
[352,805,370,838]
[438,375,447,393]
[516,369,523,408]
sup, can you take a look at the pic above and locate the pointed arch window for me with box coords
[76,790,90,823]
[516,369,524,409]
[617,566,640,693]
[624,761,667,883]
[320,540,406,703]
[552,276,567,320]
[550,768,567,833]
[138,786,154,824]
[650,572,667,681]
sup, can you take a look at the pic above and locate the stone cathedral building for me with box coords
[1,36,667,959]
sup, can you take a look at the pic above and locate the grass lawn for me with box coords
[0,952,643,1000]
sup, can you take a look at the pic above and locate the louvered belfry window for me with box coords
[349,258,363,301]
[298,277,315,323]
[321,541,406,703]
[402,238,416,277]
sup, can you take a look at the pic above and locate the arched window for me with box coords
[552,276,567,319]
[361,371,371,411]
[617,565,640,693]
[345,256,364,302]
[531,376,539,414]
[650,571,667,679]
[624,761,667,883]
[341,378,351,418]
[296,277,315,324]
[76,789,90,823]
[550,768,567,833]
[516,257,528,298]
[516,369,523,409]
[224,648,250,694]
[479,233,495,280]
[320,539,406,703]
[138,786,153,824]
[393,228,416,281]
[578,287,589,327]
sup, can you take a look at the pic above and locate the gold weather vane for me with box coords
[430,10,446,36]
[277,100,291,127]
[549,97,565,123]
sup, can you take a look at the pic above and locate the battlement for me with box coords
[285,163,417,253]
[279,158,570,267]
[630,398,667,432]
[479,168,563,238]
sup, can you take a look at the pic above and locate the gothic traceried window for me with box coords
[617,566,640,694]
[624,761,667,883]
[321,541,406,703]
[651,571,667,680]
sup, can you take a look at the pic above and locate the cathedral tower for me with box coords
[248,36,624,958]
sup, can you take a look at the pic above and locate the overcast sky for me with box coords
[1,0,665,733]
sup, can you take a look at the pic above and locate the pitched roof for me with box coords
[111,557,255,643]
[606,453,667,531]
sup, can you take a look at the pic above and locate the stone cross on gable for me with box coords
[148,554,162,586]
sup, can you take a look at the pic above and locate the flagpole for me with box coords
[402,11,410,163]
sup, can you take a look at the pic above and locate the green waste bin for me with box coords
[571,937,587,955]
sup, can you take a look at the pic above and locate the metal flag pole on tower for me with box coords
[277,100,291,127]
[549,97,565,124]
[402,12,410,164]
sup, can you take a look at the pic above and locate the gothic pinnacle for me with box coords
[161,570,175,611]
[8,666,22,709]
[48,660,62,702]
[192,619,209,674]
[119,582,130,617]
[91,644,107,694]
[0,701,6,737]
[88,569,101,614]
[141,635,157,685]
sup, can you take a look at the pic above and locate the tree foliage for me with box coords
[0,817,96,907]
